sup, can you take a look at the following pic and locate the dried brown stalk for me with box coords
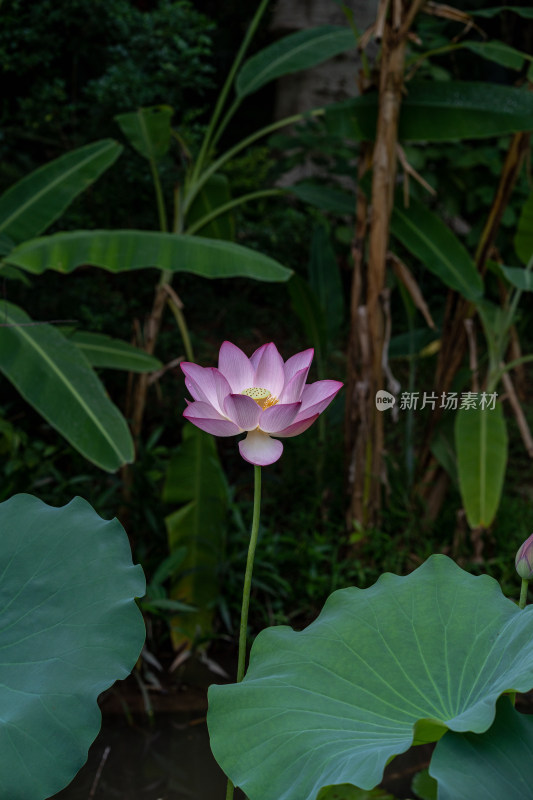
[358,24,377,53]
[119,283,170,525]
[88,746,111,799]
[475,132,530,269]
[345,150,370,528]
[130,283,169,441]
[162,283,185,310]
[397,143,437,200]
[422,2,476,30]
[392,0,402,30]
[147,357,183,386]
[500,366,533,458]
[375,0,391,41]
[380,287,401,422]
[389,252,436,329]
[346,0,426,530]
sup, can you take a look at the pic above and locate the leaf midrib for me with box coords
[241,27,353,95]
[137,109,157,162]
[394,207,480,299]
[478,410,488,525]
[0,142,114,236]
[1,306,127,463]
[76,341,154,364]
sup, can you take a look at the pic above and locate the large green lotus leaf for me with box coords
[208,555,533,800]
[4,229,292,282]
[0,494,146,800]
[317,786,394,800]
[411,769,437,800]
[430,697,533,800]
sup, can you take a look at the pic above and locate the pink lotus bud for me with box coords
[515,533,533,580]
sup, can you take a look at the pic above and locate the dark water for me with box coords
[52,714,229,800]
[51,709,431,800]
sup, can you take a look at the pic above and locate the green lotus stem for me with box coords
[225,777,235,800]
[237,464,262,682]
[519,578,529,610]
[226,464,262,800]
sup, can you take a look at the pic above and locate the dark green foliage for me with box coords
[85,3,214,120]
[0,0,214,151]
[1,0,532,670]
[269,117,358,183]
[0,0,215,227]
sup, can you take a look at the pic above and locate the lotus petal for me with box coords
[274,414,319,438]
[259,402,301,434]
[253,343,285,397]
[278,368,308,404]
[239,430,284,466]
[283,349,314,384]
[225,393,262,431]
[184,402,240,436]
[219,341,255,393]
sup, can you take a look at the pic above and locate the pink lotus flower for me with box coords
[181,341,343,466]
